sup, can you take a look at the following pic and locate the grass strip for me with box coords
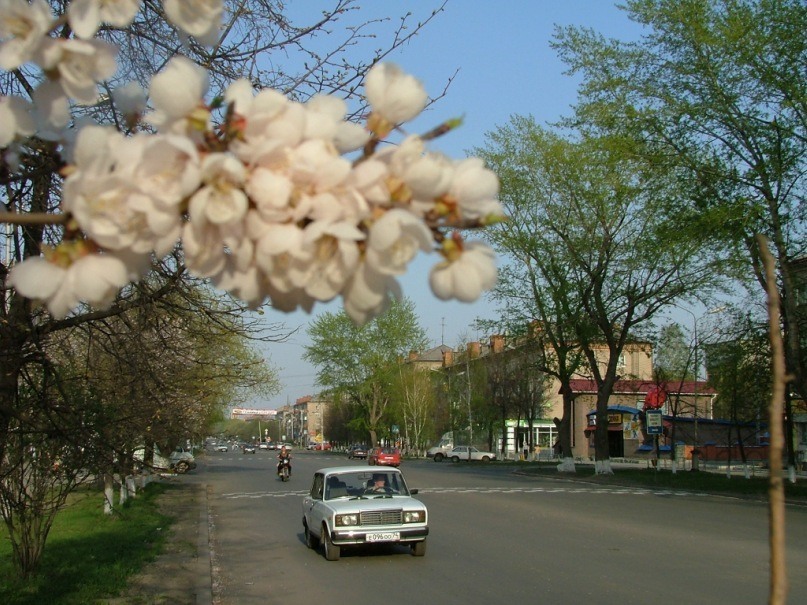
[0,482,173,605]
[517,463,807,500]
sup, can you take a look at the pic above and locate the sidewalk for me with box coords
[110,480,212,604]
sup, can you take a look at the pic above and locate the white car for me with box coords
[302,466,428,561]
[448,445,496,462]
[216,444,228,452]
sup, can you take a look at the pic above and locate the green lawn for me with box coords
[0,483,173,605]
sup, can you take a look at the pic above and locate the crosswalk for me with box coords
[220,485,713,500]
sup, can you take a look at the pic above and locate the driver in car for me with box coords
[368,473,387,492]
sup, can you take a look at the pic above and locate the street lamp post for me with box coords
[678,305,725,471]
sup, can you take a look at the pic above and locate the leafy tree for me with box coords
[387,363,437,455]
[0,276,278,575]
[303,298,428,446]
[655,323,695,382]
[479,119,721,473]
[554,0,807,469]
[706,311,772,464]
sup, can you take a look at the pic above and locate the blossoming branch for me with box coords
[0,0,504,324]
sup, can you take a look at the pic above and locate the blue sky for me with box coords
[256,1,646,409]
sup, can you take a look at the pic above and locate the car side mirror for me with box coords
[410,489,418,495]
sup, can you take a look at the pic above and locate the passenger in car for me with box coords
[326,476,347,499]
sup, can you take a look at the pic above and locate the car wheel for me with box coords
[323,525,340,561]
[434,453,444,462]
[174,461,189,474]
[481,455,491,462]
[411,540,427,557]
[304,522,319,550]
[451,456,460,463]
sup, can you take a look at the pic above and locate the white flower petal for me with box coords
[365,63,428,124]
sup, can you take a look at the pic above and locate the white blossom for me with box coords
[63,129,194,256]
[346,159,391,205]
[0,95,34,147]
[449,157,503,220]
[112,81,147,119]
[182,217,244,279]
[365,62,428,127]
[253,220,310,293]
[300,220,364,301]
[163,0,223,47]
[287,139,352,193]
[343,262,401,325]
[188,153,248,225]
[429,240,497,303]
[365,209,433,276]
[0,0,53,70]
[68,0,141,40]
[31,80,70,140]
[148,55,209,133]
[37,38,118,105]
[8,252,132,319]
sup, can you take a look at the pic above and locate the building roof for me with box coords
[409,344,453,363]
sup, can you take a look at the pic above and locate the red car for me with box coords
[368,446,401,467]
[314,442,332,451]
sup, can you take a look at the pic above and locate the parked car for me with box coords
[347,444,369,459]
[427,433,455,461]
[427,444,454,462]
[135,445,196,474]
[242,443,256,454]
[448,445,496,462]
[216,444,228,452]
[259,442,270,450]
[302,466,428,561]
[314,442,332,451]
[169,447,196,473]
[368,446,401,467]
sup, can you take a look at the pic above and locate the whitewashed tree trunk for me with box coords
[119,475,127,506]
[103,474,114,515]
[556,457,576,473]
[126,475,137,497]
[594,459,614,475]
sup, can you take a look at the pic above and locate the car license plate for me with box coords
[366,531,400,543]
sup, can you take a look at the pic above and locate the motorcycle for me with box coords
[278,457,291,481]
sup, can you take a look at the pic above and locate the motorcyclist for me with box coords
[277,445,292,477]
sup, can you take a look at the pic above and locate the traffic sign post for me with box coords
[646,410,663,434]
[646,410,663,471]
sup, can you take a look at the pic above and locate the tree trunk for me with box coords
[554,384,577,473]
[103,474,115,515]
[758,235,788,605]
[594,398,613,475]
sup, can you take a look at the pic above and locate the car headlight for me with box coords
[403,510,424,523]
[335,513,359,526]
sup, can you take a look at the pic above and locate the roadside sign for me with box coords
[646,410,663,435]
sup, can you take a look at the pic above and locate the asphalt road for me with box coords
[189,448,807,605]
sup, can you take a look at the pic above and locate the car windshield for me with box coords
[324,471,409,500]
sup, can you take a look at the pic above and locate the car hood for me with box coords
[318,494,425,512]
